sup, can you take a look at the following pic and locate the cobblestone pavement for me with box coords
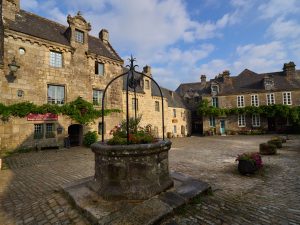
[0,135,299,225]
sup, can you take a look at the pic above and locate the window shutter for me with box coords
[95,61,98,74]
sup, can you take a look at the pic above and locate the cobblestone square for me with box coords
[0,135,299,225]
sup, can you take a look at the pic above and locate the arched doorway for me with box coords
[68,124,83,147]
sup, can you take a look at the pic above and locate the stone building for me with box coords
[121,65,191,138]
[176,62,300,135]
[0,0,124,152]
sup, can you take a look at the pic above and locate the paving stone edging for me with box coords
[61,171,210,225]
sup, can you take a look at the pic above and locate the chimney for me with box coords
[3,0,20,21]
[222,70,230,82]
[143,65,151,75]
[169,90,173,97]
[200,75,206,83]
[99,29,109,44]
[283,61,296,77]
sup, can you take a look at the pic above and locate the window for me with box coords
[98,122,105,135]
[209,116,216,127]
[47,85,65,105]
[237,95,245,107]
[238,114,246,127]
[34,124,43,139]
[50,51,62,68]
[95,62,104,75]
[195,97,200,103]
[75,29,84,43]
[155,101,159,112]
[212,97,218,107]
[252,114,260,127]
[173,109,176,118]
[251,95,259,106]
[211,85,218,94]
[145,80,150,89]
[132,98,138,111]
[45,123,55,138]
[173,125,177,134]
[93,89,103,106]
[266,93,275,105]
[283,92,292,105]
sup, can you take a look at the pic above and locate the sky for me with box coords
[21,0,300,90]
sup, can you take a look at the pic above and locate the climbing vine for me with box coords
[0,97,121,125]
[197,99,300,124]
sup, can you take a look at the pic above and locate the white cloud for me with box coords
[267,17,300,40]
[197,59,230,80]
[258,0,300,19]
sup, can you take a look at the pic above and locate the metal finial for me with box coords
[127,55,138,71]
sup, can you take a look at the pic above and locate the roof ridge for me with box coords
[20,10,68,29]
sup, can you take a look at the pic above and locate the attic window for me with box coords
[75,29,84,43]
[211,85,219,94]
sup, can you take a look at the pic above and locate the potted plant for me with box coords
[236,152,263,175]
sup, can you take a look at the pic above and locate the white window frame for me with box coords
[251,94,259,106]
[282,92,292,105]
[95,62,104,76]
[34,124,44,139]
[212,97,218,107]
[237,95,245,108]
[252,114,260,127]
[50,51,62,68]
[75,29,84,43]
[238,114,246,127]
[209,116,216,127]
[93,89,103,106]
[47,85,65,105]
[266,93,275,105]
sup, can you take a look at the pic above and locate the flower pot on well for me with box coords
[238,160,257,175]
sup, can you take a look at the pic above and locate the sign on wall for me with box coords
[27,113,58,121]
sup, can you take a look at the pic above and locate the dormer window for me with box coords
[211,85,219,95]
[264,76,274,90]
[75,29,84,43]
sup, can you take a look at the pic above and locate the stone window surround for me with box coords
[251,94,259,106]
[238,114,246,127]
[252,114,260,127]
[266,93,275,105]
[209,116,216,127]
[34,123,56,139]
[173,109,176,118]
[49,50,63,68]
[173,125,177,134]
[93,89,103,106]
[237,95,245,108]
[212,97,218,107]
[47,84,65,105]
[282,92,292,105]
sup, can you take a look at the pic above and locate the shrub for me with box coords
[83,131,98,147]
[259,143,277,155]
[267,139,282,148]
[236,152,263,168]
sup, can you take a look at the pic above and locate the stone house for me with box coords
[176,62,300,135]
[0,0,124,152]
[121,65,191,138]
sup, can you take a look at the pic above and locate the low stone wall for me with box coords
[90,140,173,200]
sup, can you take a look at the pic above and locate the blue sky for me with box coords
[22,0,300,90]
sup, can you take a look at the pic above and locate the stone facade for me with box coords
[176,64,300,135]
[121,67,191,138]
[0,0,123,152]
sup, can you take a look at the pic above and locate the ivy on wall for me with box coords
[0,97,121,125]
[197,99,300,124]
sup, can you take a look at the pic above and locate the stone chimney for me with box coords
[200,75,206,83]
[99,29,109,44]
[143,65,151,75]
[222,70,230,82]
[283,61,296,77]
[3,0,20,21]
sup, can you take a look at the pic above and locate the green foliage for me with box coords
[197,101,300,125]
[0,97,120,124]
[83,131,98,147]
[108,115,155,145]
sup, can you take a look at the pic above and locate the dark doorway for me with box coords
[268,118,276,131]
[192,121,203,134]
[68,124,83,146]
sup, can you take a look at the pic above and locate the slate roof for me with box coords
[7,10,122,61]
[176,68,300,97]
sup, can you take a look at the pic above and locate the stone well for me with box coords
[89,139,173,200]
